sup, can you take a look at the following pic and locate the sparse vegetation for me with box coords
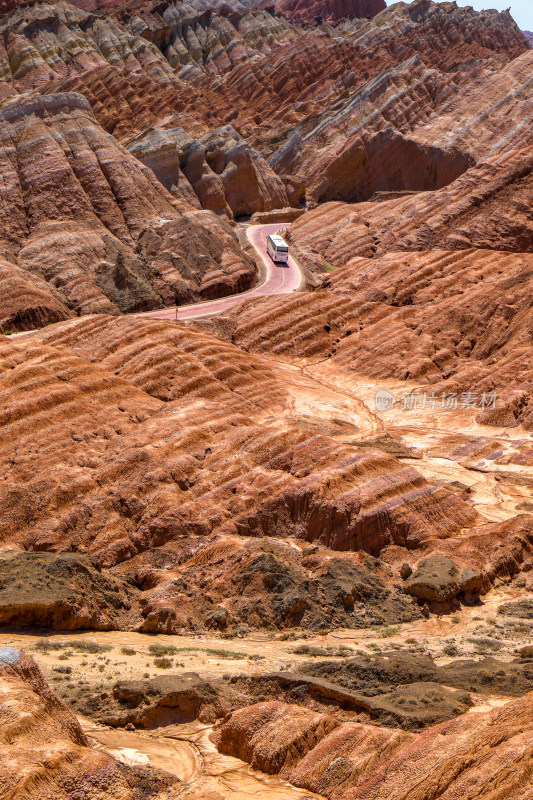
[323,260,341,273]
[121,646,136,655]
[467,636,502,651]
[290,644,355,657]
[149,644,247,660]
[148,644,178,656]
[65,640,112,654]
[443,643,459,656]
[34,639,65,652]
[377,625,400,638]
[451,616,460,624]
[153,657,173,669]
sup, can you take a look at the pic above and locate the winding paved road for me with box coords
[142,223,302,321]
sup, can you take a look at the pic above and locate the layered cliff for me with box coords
[0,648,134,799]
[127,125,288,218]
[276,0,386,23]
[214,693,533,800]
[0,92,256,328]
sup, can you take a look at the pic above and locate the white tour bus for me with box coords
[266,233,289,263]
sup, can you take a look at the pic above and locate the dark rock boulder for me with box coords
[0,552,134,630]
[403,555,461,608]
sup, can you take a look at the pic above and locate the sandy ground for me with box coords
[0,584,529,798]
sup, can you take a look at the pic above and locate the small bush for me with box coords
[53,666,72,674]
[443,643,459,656]
[290,644,354,657]
[451,616,460,624]
[377,626,399,638]
[121,647,136,656]
[154,657,172,669]
[518,645,533,658]
[467,636,502,651]
[150,644,247,660]
[34,640,64,652]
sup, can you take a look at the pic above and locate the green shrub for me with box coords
[467,636,502,651]
[377,626,399,638]
[148,644,178,656]
[290,644,354,657]
[65,640,112,654]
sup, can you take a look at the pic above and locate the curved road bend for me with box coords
[143,223,302,322]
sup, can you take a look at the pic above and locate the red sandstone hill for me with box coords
[0,92,257,326]
[213,693,533,799]
[2,4,533,795]
[0,647,134,799]
[276,0,386,23]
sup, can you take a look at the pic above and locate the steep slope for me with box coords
[0,92,256,329]
[214,245,533,429]
[127,125,289,218]
[0,647,133,799]
[276,0,385,23]
[214,693,533,800]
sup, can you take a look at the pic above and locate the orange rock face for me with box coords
[2,0,533,795]
[0,647,133,799]
[0,93,256,328]
[215,693,533,800]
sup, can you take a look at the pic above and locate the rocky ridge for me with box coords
[0,647,134,799]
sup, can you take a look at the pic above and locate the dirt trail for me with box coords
[83,718,323,800]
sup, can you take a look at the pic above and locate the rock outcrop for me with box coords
[0,257,71,334]
[213,692,533,800]
[0,647,133,799]
[402,554,486,610]
[214,700,339,775]
[100,672,226,728]
[127,126,288,218]
[0,93,256,328]
[0,552,133,630]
